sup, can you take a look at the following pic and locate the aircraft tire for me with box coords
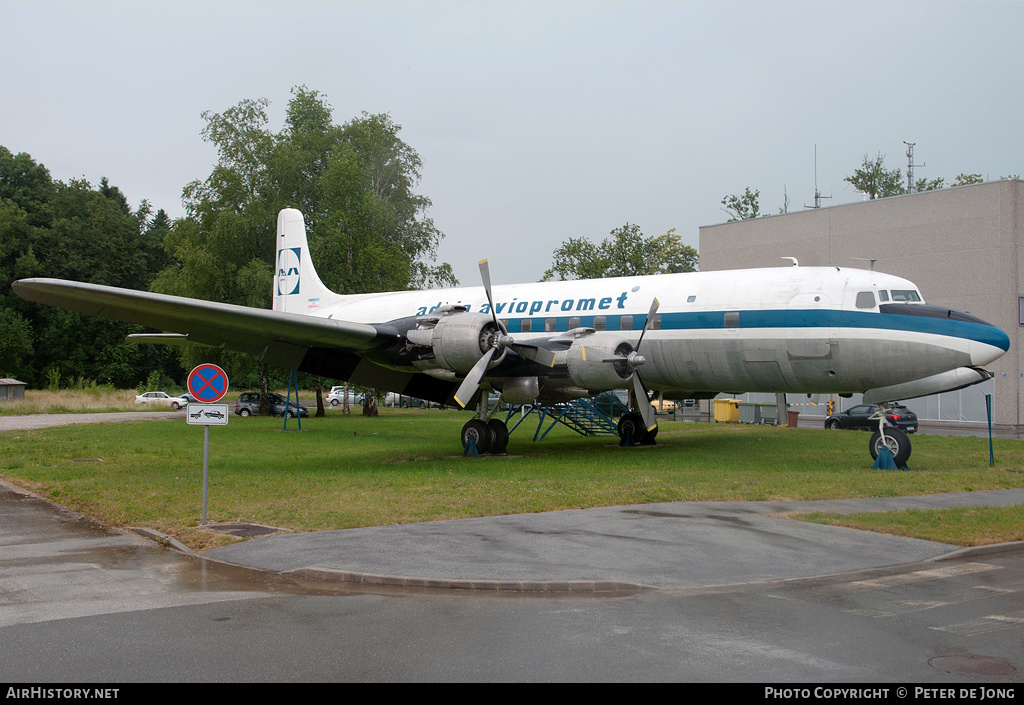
[461,419,492,454]
[641,422,659,446]
[617,413,648,445]
[869,427,911,467]
[487,419,509,454]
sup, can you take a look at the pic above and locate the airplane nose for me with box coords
[969,324,1010,367]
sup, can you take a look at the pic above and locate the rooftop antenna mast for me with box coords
[804,144,832,209]
[904,141,924,193]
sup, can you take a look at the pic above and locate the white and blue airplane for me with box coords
[13,207,1010,462]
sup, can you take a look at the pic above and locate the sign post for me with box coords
[186,364,229,526]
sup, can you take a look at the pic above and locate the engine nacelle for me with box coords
[564,333,635,391]
[412,312,502,374]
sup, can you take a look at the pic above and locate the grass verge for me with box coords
[2,410,1023,550]
[792,505,1024,546]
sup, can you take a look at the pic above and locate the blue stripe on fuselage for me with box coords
[503,309,1010,351]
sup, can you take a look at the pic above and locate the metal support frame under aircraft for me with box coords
[12,207,1010,464]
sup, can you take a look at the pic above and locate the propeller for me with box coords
[578,297,660,432]
[630,298,660,432]
[453,259,556,409]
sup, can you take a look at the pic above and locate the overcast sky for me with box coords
[4,1,1022,286]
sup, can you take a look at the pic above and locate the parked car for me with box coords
[234,392,309,417]
[177,392,198,405]
[394,395,437,409]
[651,397,676,413]
[135,391,183,409]
[825,403,918,433]
[326,386,363,408]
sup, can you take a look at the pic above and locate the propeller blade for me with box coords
[631,371,658,432]
[636,297,660,350]
[453,347,496,409]
[510,342,556,368]
[478,259,507,335]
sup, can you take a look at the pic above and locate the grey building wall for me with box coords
[698,179,1023,427]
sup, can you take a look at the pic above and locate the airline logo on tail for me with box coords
[277,248,301,295]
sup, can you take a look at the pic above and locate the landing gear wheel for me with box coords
[617,412,648,446]
[487,419,509,454]
[461,419,492,454]
[869,427,911,467]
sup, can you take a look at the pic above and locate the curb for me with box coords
[127,527,199,556]
[283,566,653,594]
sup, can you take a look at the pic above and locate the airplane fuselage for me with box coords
[282,266,1009,402]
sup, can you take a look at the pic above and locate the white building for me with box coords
[698,179,1023,431]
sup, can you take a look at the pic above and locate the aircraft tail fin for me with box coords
[274,208,342,314]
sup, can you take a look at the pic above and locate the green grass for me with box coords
[794,505,1024,547]
[2,411,1023,550]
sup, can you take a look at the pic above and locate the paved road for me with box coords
[3,478,1023,682]
[0,411,181,432]
[2,412,1023,681]
[204,490,1024,592]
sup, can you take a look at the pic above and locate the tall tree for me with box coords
[155,88,456,412]
[845,153,905,199]
[542,224,697,281]
[953,173,984,186]
[0,147,179,387]
[720,187,761,221]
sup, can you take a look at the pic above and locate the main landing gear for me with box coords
[460,393,509,455]
[617,412,658,446]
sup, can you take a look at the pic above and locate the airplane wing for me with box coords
[11,277,397,365]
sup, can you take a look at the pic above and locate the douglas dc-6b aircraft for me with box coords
[13,208,1010,464]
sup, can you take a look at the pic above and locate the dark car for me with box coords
[234,392,309,418]
[825,403,917,433]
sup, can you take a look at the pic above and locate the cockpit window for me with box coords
[890,289,921,302]
[878,290,889,302]
[855,291,876,309]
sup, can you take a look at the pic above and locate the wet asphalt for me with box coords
[201,489,1024,592]
[3,412,1023,594]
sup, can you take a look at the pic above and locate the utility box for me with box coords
[738,403,762,424]
[713,398,741,423]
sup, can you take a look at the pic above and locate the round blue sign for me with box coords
[187,364,229,403]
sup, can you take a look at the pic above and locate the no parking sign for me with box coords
[187,363,229,403]
[186,363,229,526]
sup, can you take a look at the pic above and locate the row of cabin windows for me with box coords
[512,314,662,333]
